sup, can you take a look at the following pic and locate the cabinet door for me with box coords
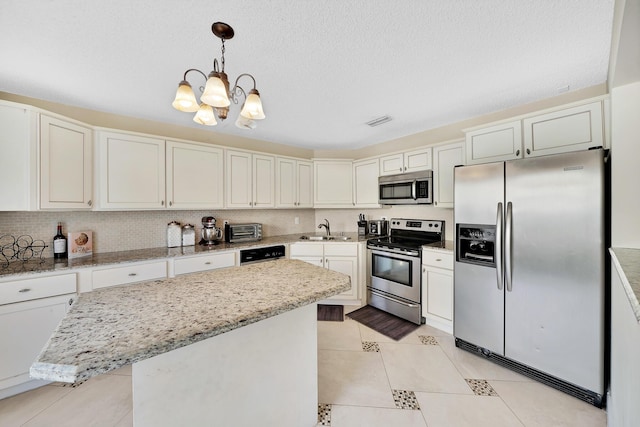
[296,160,314,208]
[379,153,404,176]
[225,150,253,208]
[275,157,297,208]
[166,140,223,209]
[325,256,358,299]
[0,294,73,391]
[404,148,432,173]
[252,154,275,208]
[353,158,380,207]
[314,161,353,207]
[98,132,165,209]
[465,121,522,164]
[423,266,453,321]
[523,101,604,157]
[0,102,37,211]
[40,115,93,209]
[433,141,464,208]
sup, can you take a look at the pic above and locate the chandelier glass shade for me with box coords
[172,22,265,129]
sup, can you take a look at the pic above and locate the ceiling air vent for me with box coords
[365,115,392,127]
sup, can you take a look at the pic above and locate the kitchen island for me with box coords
[30,259,350,426]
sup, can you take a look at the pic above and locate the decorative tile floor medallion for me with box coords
[392,389,421,410]
[318,403,331,425]
[465,379,499,396]
[362,341,380,352]
[418,335,439,345]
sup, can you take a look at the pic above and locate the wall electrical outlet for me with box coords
[294,217,300,225]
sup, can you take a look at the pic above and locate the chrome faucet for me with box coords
[318,219,331,236]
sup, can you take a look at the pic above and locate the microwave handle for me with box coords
[411,180,417,200]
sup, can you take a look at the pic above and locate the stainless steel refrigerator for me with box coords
[454,148,607,407]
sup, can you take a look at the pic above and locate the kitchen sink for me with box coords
[299,235,351,241]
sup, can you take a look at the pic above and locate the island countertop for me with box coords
[30,258,350,384]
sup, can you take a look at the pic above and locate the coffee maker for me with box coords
[199,216,222,245]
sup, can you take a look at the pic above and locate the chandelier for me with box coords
[172,22,265,129]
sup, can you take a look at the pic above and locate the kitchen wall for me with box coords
[314,206,454,240]
[0,209,316,256]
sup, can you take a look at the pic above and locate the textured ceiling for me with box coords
[0,1,614,150]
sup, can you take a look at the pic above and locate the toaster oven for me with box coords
[224,223,262,243]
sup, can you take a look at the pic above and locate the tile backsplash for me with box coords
[0,209,316,257]
[0,205,453,259]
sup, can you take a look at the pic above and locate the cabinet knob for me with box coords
[18,288,31,293]
[128,273,137,277]
[435,201,438,206]
[87,200,92,207]
[205,261,212,265]
[516,149,520,156]
[161,200,165,206]
[169,201,173,207]
[68,298,74,305]
[436,258,442,262]
[526,148,531,155]
[404,166,407,171]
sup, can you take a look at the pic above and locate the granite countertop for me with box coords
[0,232,368,279]
[30,258,351,384]
[610,247,640,322]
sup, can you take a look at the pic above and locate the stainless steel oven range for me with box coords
[367,218,445,324]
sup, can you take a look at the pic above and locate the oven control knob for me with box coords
[428,224,433,227]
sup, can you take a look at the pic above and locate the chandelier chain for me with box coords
[220,39,226,72]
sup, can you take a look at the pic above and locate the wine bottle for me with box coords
[53,222,67,259]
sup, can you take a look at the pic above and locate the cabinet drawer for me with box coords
[174,252,236,275]
[422,251,453,269]
[324,243,358,257]
[0,273,76,305]
[290,243,324,257]
[92,261,167,289]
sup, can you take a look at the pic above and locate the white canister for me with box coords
[181,224,196,246]
[167,221,182,248]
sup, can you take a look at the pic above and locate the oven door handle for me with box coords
[369,288,420,308]
[369,247,420,258]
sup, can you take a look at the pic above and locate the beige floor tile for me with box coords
[357,322,451,345]
[318,349,396,408]
[23,373,132,427]
[331,404,428,427]
[0,384,72,426]
[114,409,133,427]
[379,342,473,394]
[318,319,363,351]
[437,335,533,381]
[490,380,607,427]
[415,392,524,427]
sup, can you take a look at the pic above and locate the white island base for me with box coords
[132,304,318,427]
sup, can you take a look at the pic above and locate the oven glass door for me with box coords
[370,249,421,303]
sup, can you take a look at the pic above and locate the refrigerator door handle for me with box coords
[495,202,504,290]
[505,201,513,292]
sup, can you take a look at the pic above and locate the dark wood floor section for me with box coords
[347,305,419,340]
[317,304,344,321]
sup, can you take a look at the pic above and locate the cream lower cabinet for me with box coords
[91,260,167,290]
[275,157,313,208]
[97,131,166,209]
[40,115,93,210]
[0,273,76,399]
[166,140,224,209]
[290,242,360,302]
[226,150,275,208]
[421,249,453,334]
[433,141,464,208]
[172,251,237,276]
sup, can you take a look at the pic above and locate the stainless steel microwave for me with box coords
[378,170,433,205]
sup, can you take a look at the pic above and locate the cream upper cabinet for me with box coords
[522,101,604,157]
[0,101,37,211]
[97,131,166,209]
[313,160,353,207]
[40,115,93,210]
[433,141,465,208]
[465,120,523,165]
[379,147,432,176]
[166,140,224,209]
[275,157,313,208]
[352,158,380,208]
[225,150,275,209]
